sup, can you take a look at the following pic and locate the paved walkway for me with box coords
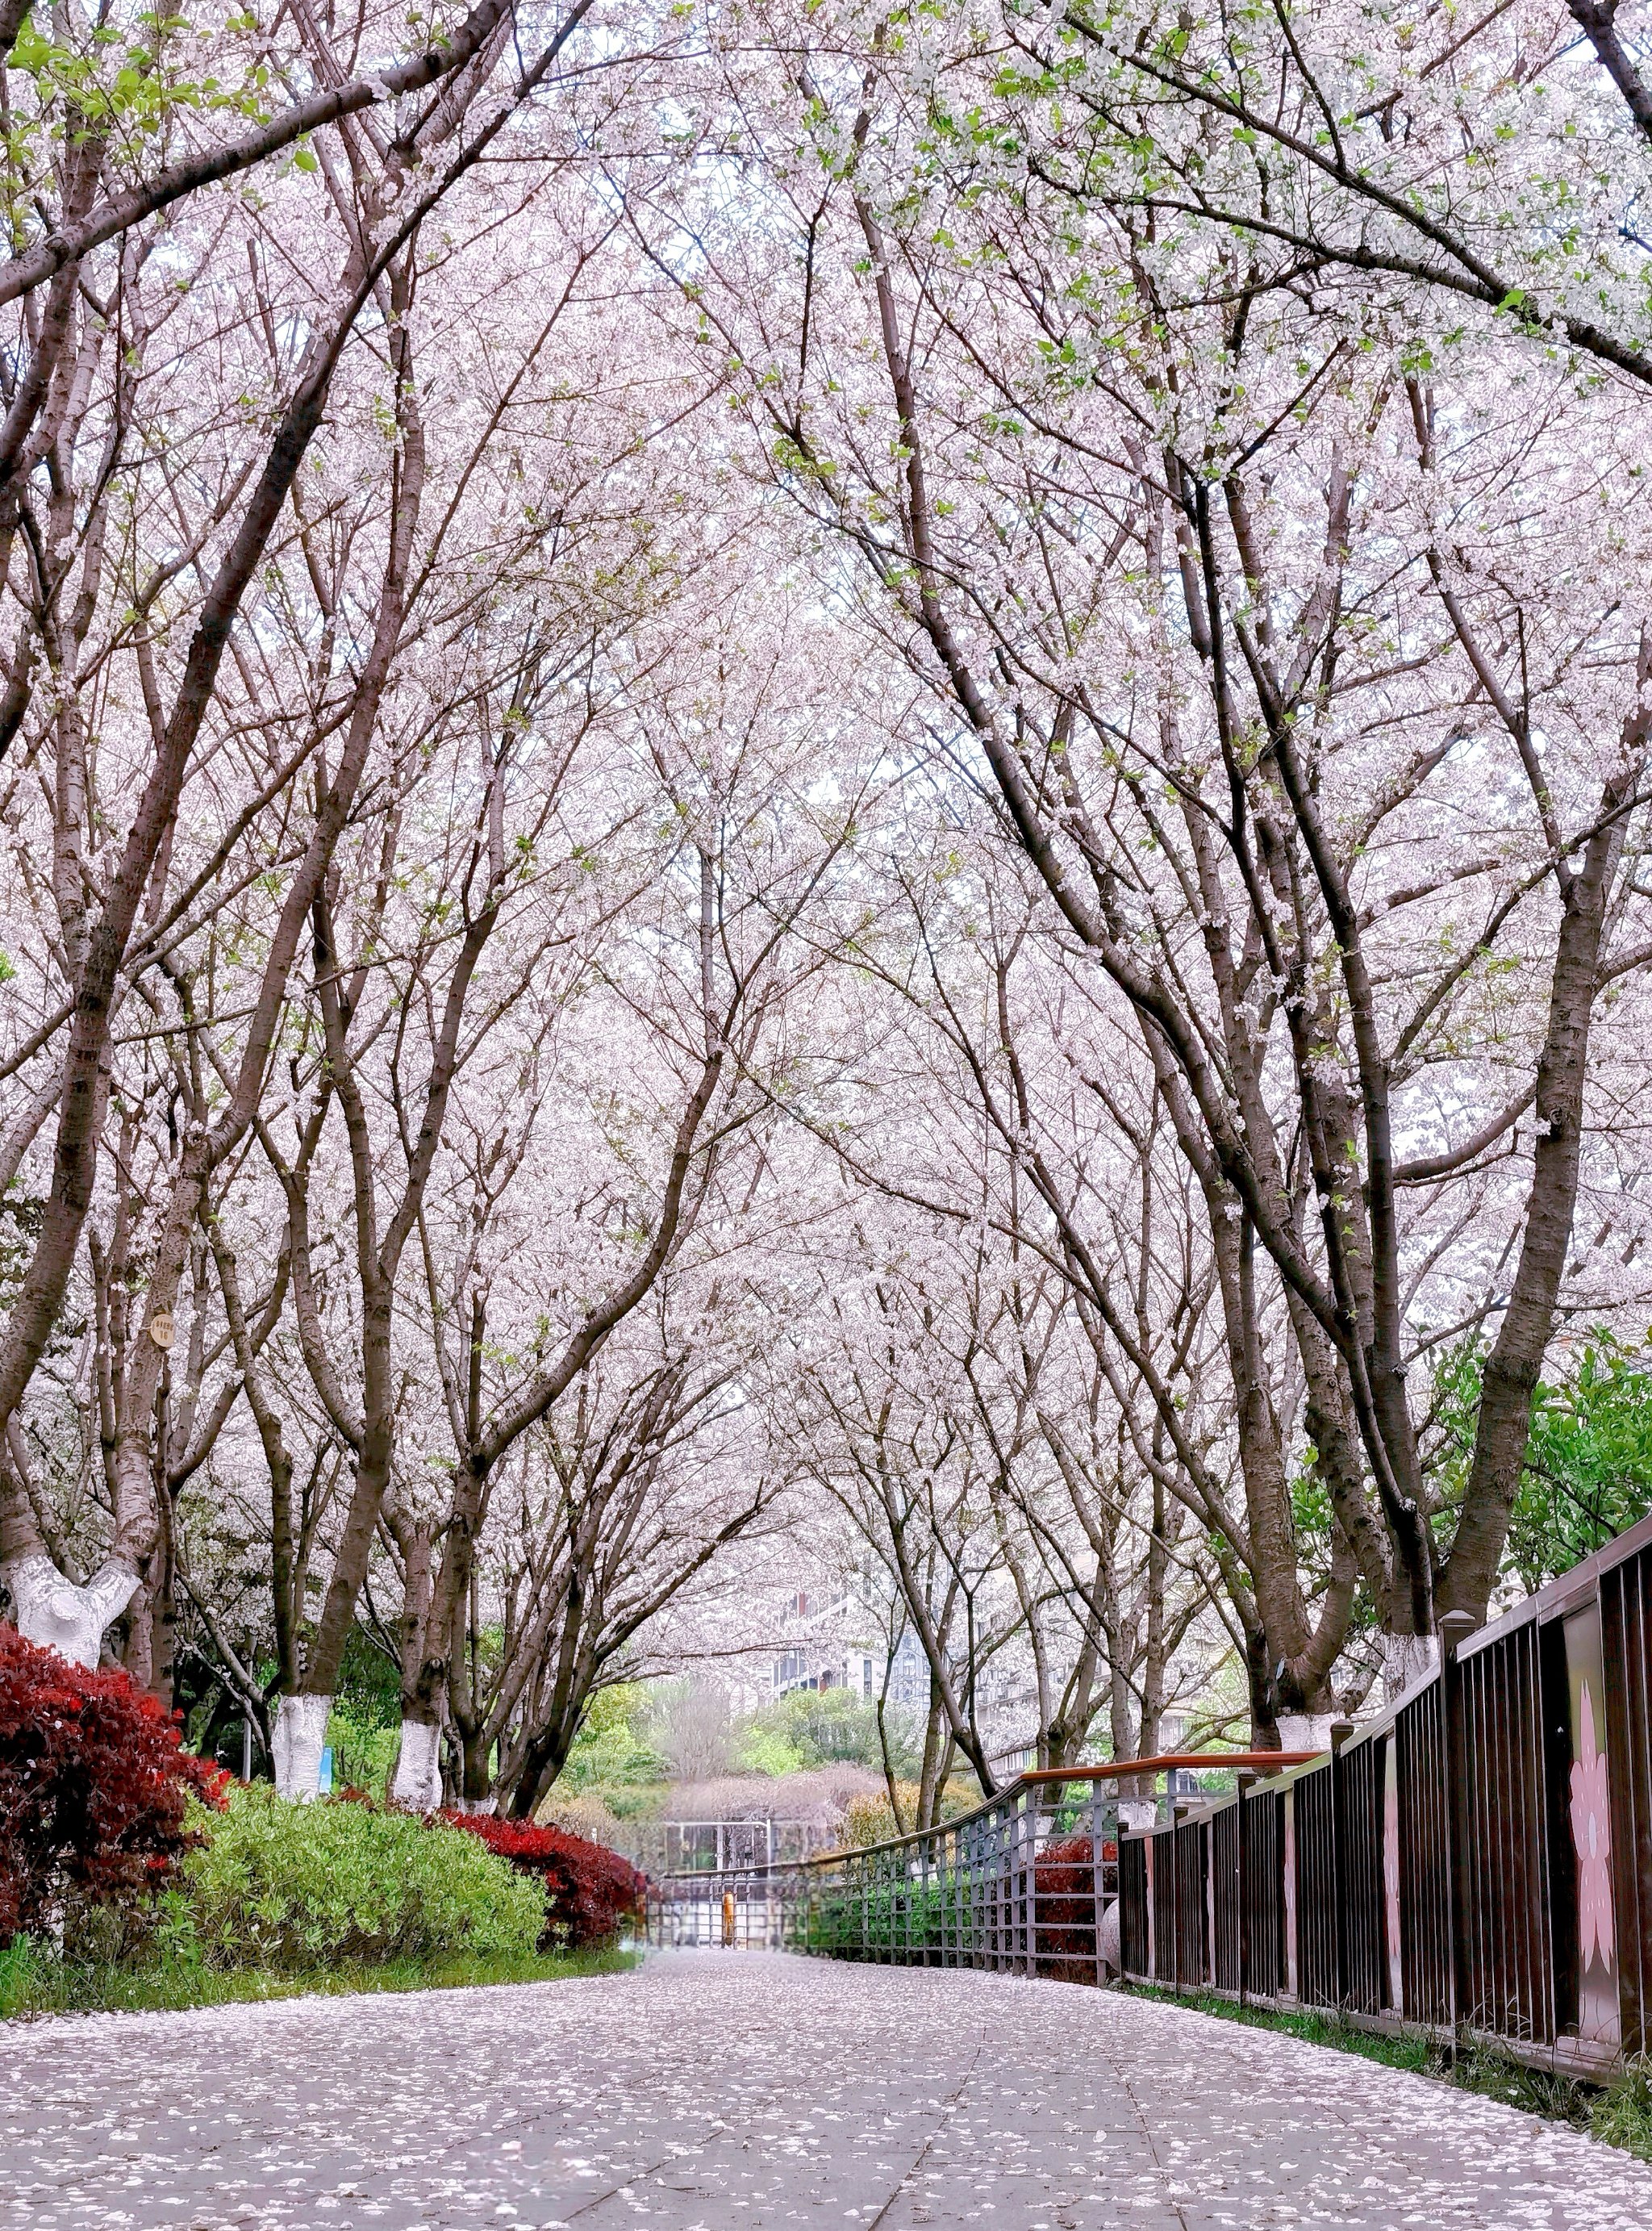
[5,1953,1652,2229]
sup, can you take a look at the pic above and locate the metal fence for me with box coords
[645,1753,1312,1977]
[645,1512,1652,2079]
[624,1819,832,1875]
[1117,1509,1652,2079]
[647,1870,797,1949]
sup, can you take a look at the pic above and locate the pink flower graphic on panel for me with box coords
[1570,1680,1615,1974]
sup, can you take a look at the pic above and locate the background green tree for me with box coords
[1430,1335,1652,1593]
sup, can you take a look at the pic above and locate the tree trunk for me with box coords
[1441,691,1650,1619]
[272,1691,332,1801]
[389,1519,442,1809]
[2,1550,140,1666]
[391,1721,444,1813]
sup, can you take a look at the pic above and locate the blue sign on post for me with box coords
[319,1746,333,1796]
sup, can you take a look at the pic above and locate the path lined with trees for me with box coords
[10,0,1652,2110]
[4,0,1652,1824]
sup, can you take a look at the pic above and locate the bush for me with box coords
[557,1683,664,1794]
[0,1623,226,1953]
[183,1784,546,1969]
[440,1812,646,1949]
[324,1705,400,1801]
[801,1878,952,1958]
[836,1782,981,1851]
[744,1688,920,1775]
[840,1790,904,1849]
[1032,1834,1116,1982]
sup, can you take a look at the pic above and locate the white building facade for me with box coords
[770,1590,929,1709]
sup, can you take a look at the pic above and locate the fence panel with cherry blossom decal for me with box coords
[1119,1511,1652,2078]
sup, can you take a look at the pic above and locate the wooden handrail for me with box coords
[1020,1751,1320,1786]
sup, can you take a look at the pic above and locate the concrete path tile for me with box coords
[3,1954,1651,2230]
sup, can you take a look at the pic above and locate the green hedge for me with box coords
[181,1787,547,1970]
[802,1882,954,1957]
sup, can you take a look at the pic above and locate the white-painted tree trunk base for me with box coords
[1098,1897,1121,1977]
[1379,1631,1440,1703]
[390,1719,444,1812]
[452,1792,497,1816]
[2,1554,139,1668]
[273,1692,332,1800]
[1276,1713,1334,1752]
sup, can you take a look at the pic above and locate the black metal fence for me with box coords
[1119,1510,1652,2078]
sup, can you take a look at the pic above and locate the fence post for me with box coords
[1016,1785,1029,1981]
[918,1829,928,1968]
[1002,1796,1015,1974]
[1330,1718,1354,2009]
[1088,1782,1099,1986]
[1001,1794,1016,1974]
[946,1821,957,1967]
[965,1814,974,1968]
[1439,1609,1477,2043]
[1237,1767,1255,2004]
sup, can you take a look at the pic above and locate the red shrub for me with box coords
[0,1623,227,1949]
[1032,1833,1116,1982]
[439,1812,646,1949]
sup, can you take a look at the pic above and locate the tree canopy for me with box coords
[4,0,1652,1805]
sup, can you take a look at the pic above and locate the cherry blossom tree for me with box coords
[6,0,1652,1807]
[622,0,1652,1728]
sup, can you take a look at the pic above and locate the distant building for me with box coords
[982,1669,1041,1774]
[770,1589,928,1709]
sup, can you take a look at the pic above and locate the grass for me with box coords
[1124,1983,1652,2163]
[1590,2056,1652,2159]
[0,1936,639,2023]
